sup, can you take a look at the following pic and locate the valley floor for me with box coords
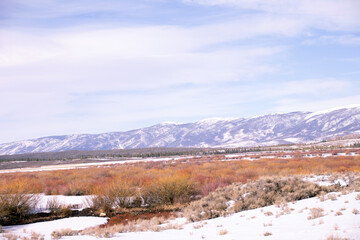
[1,191,359,240]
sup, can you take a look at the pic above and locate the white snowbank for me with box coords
[304,175,349,187]
[0,156,195,174]
[34,194,93,212]
[3,192,359,240]
[110,192,360,240]
[1,217,108,239]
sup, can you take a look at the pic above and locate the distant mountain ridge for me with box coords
[1,105,360,155]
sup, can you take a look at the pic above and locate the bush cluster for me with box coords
[184,176,337,222]
[0,181,39,225]
[87,175,195,215]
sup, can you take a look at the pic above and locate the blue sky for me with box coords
[0,0,359,143]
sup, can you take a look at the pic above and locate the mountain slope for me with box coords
[1,106,360,155]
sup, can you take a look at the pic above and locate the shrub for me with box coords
[356,193,360,200]
[325,234,352,240]
[264,231,272,236]
[1,232,44,240]
[81,217,183,238]
[84,195,113,216]
[218,229,228,235]
[352,208,359,215]
[327,194,337,201]
[46,197,62,213]
[184,176,333,222]
[1,233,18,240]
[144,175,195,205]
[307,208,325,220]
[51,228,79,239]
[0,192,39,225]
[264,211,273,216]
[335,211,343,216]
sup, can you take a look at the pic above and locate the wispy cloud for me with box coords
[183,0,360,31]
[0,0,359,143]
[303,35,360,45]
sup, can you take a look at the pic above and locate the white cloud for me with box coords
[0,0,359,143]
[303,35,360,45]
[184,0,360,31]
[272,95,360,114]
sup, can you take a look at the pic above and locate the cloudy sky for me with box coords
[1,0,359,143]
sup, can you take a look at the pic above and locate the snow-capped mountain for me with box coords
[1,105,360,155]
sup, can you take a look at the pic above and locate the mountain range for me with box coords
[1,105,360,155]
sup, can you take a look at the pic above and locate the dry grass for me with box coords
[325,235,352,240]
[0,157,358,226]
[218,229,228,235]
[81,216,183,238]
[264,211,273,216]
[352,208,359,215]
[193,222,206,229]
[51,228,80,239]
[355,193,360,200]
[264,231,272,236]
[307,207,325,220]
[185,176,335,222]
[335,211,343,216]
[1,231,45,240]
[0,191,39,225]
[327,194,338,201]
[1,154,360,197]
[263,222,272,227]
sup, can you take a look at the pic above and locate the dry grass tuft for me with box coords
[325,235,352,240]
[335,211,343,216]
[264,231,272,236]
[185,176,334,222]
[327,194,338,201]
[263,222,272,227]
[264,211,273,216]
[218,229,228,235]
[51,228,79,239]
[308,207,325,220]
[352,208,359,215]
[355,193,360,200]
[81,216,183,238]
[1,231,45,240]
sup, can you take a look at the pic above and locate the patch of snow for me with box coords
[303,175,349,187]
[305,104,360,120]
[0,156,196,174]
[1,217,108,239]
[34,194,93,212]
[160,121,183,125]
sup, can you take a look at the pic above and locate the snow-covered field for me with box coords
[2,191,359,240]
[0,156,195,174]
[1,217,108,239]
[34,194,91,212]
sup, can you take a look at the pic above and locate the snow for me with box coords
[2,192,359,240]
[34,194,92,212]
[160,121,183,125]
[303,175,349,187]
[196,117,238,124]
[1,217,108,239]
[0,156,195,174]
[305,104,360,120]
[284,137,302,143]
[1,105,360,155]
[98,192,360,240]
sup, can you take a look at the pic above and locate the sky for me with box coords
[0,0,360,143]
